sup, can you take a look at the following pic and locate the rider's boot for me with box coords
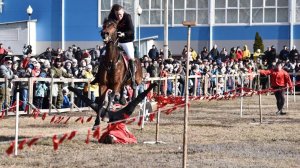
[129,59,136,89]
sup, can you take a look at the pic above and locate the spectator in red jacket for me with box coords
[259,62,293,115]
[235,46,243,61]
[0,43,8,62]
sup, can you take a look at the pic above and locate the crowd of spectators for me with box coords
[142,44,300,96]
[0,42,299,111]
[0,43,105,111]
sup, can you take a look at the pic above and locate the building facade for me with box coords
[0,0,299,55]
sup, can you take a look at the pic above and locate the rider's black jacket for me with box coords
[110,13,134,43]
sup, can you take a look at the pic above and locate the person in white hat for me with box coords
[0,56,17,111]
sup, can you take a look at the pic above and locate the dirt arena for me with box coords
[0,94,299,168]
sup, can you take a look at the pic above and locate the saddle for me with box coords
[90,47,134,85]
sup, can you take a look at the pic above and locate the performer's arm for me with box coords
[259,69,271,76]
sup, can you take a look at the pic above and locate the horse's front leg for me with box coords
[94,85,107,128]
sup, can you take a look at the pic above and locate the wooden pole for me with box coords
[193,76,197,96]
[141,83,147,130]
[267,75,270,96]
[240,74,244,117]
[257,75,262,124]
[224,74,227,92]
[293,70,296,102]
[14,92,20,156]
[5,78,8,116]
[155,108,160,143]
[174,74,178,96]
[70,81,75,112]
[216,75,219,95]
[259,86,262,124]
[286,85,289,110]
[28,77,33,115]
[49,75,54,115]
[155,77,162,143]
[182,20,195,168]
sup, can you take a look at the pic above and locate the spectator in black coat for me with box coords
[279,45,289,61]
[75,47,83,62]
[289,45,299,63]
[200,47,209,60]
[148,45,159,60]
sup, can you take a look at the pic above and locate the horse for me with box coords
[91,18,143,127]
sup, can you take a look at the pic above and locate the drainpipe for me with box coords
[163,0,168,59]
[289,0,295,49]
[209,0,215,50]
[62,0,65,50]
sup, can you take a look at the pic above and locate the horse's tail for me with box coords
[68,86,100,112]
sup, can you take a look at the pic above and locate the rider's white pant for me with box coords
[119,42,135,60]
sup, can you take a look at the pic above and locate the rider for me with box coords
[103,4,136,89]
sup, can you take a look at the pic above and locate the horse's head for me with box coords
[101,19,118,44]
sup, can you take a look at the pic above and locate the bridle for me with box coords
[102,21,119,46]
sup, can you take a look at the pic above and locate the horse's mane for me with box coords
[102,18,117,28]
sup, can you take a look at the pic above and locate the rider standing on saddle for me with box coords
[104,4,136,89]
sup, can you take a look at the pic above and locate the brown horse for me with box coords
[92,19,143,127]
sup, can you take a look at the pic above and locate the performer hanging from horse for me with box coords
[90,4,143,128]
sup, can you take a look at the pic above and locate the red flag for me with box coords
[6,142,14,156]
[0,110,5,119]
[63,117,71,124]
[86,116,93,122]
[75,117,82,123]
[32,109,40,119]
[138,116,144,126]
[59,133,68,144]
[18,139,28,150]
[149,113,155,122]
[52,135,59,151]
[93,127,101,140]
[50,115,56,123]
[54,116,62,124]
[165,109,172,115]
[85,129,91,144]
[27,137,39,147]
[125,118,136,125]
[42,113,47,120]
[68,131,77,140]
[57,116,65,124]
[11,101,17,112]
[24,104,29,113]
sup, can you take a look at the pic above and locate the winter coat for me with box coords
[34,82,48,97]
[108,13,134,43]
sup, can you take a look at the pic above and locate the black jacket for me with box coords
[112,13,134,43]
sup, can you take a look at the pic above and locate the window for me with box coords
[297,0,300,22]
[215,0,289,24]
[253,0,288,23]
[98,0,291,26]
[140,0,209,25]
[215,0,251,24]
